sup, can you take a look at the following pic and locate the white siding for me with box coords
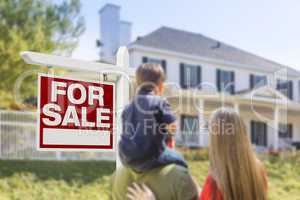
[129,48,276,94]
[294,122,300,142]
[289,116,300,142]
[235,70,249,92]
[202,64,216,92]
[292,79,299,102]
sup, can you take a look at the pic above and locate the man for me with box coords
[111,63,199,200]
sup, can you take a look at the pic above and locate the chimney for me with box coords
[119,21,132,47]
[99,4,120,62]
[98,4,132,62]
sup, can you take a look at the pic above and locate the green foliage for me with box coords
[0,160,115,200]
[178,147,209,161]
[187,150,300,200]
[0,153,299,200]
[0,0,85,109]
[189,160,300,200]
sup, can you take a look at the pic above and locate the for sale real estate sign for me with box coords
[38,74,114,151]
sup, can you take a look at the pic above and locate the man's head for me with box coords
[136,63,166,95]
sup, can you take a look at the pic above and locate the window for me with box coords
[181,115,199,134]
[181,115,199,143]
[277,79,293,100]
[216,69,235,94]
[251,121,267,147]
[250,74,267,89]
[142,57,167,73]
[180,63,201,89]
[279,123,293,139]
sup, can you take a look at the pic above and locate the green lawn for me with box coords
[189,160,300,200]
[0,160,115,200]
[0,156,299,200]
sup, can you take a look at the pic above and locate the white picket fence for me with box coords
[0,110,115,161]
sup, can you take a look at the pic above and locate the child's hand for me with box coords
[127,183,156,200]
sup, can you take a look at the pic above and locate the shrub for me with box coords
[177,147,209,161]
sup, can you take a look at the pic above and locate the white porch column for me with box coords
[198,99,205,147]
[273,107,279,150]
[116,47,130,169]
[56,152,62,160]
[234,103,239,114]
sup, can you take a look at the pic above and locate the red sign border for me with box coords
[37,73,115,152]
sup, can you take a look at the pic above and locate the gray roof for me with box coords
[130,26,300,76]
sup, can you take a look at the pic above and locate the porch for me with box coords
[165,86,300,151]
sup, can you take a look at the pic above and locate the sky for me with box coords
[71,0,300,71]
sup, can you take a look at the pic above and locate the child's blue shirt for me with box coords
[118,89,187,172]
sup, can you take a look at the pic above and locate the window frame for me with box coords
[180,115,199,135]
[216,69,235,94]
[250,120,268,147]
[180,63,201,89]
[276,79,293,100]
[250,74,267,89]
[278,123,293,139]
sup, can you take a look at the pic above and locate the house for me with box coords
[127,26,300,150]
[98,4,300,151]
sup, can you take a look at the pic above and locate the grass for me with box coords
[0,160,115,200]
[0,153,299,200]
[182,148,300,200]
[189,160,300,200]
[264,159,300,200]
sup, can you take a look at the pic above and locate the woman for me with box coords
[127,108,268,200]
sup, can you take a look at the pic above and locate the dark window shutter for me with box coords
[276,79,282,90]
[142,57,148,63]
[197,66,201,89]
[289,124,293,138]
[250,74,254,89]
[231,71,235,94]
[216,69,221,92]
[278,79,282,90]
[180,63,186,89]
[161,60,167,73]
[289,81,293,100]
[250,121,255,144]
[181,115,186,142]
[263,123,267,146]
[277,80,294,100]
[180,115,185,131]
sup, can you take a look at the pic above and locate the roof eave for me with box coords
[129,44,300,78]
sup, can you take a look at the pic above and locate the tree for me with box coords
[0,0,85,109]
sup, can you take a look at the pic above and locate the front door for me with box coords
[251,120,268,147]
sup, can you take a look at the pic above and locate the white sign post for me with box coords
[21,47,132,167]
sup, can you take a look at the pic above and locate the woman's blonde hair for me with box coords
[209,108,267,200]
